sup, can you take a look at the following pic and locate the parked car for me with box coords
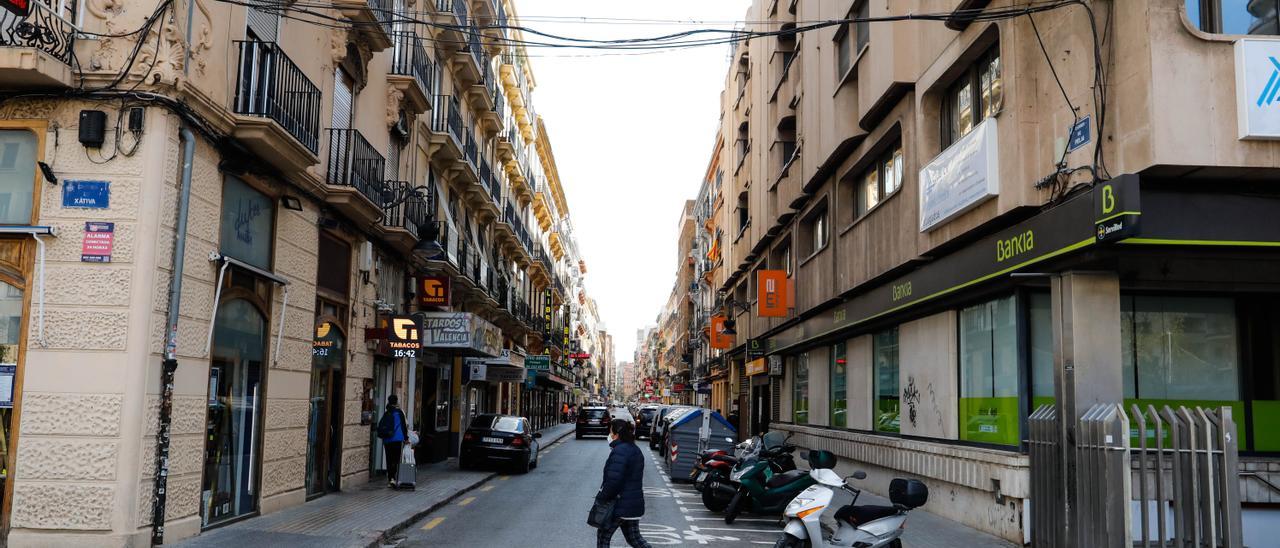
[460,414,541,473]
[576,405,612,439]
[635,405,660,440]
[649,405,693,450]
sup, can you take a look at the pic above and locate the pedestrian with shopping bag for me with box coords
[376,395,409,489]
[589,419,651,548]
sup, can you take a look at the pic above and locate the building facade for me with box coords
[662,0,1280,543]
[0,0,606,544]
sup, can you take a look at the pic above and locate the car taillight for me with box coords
[463,433,476,441]
[512,436,525,447]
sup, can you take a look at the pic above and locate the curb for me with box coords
[366,424,577,547]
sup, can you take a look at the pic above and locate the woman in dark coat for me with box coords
[595,418,651,548]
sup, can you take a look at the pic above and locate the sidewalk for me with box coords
[172,422,577,548]
[821,489,1018,548]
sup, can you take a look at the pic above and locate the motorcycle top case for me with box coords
[889,478,928,509]
[806,449,837,470]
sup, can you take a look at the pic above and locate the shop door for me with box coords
[752,382,771,436]
[203,299,268,527]
[370,359,392,476]
[0,277,26,534]
[306,320,346,497]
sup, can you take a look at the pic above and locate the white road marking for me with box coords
[689,526,780,534]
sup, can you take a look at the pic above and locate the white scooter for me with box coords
[775,467,929,548]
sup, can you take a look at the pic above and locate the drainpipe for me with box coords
[151,126,195,546]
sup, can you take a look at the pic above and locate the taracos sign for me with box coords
[919,117,999,232]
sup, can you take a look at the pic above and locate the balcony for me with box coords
[379,181,435,251]
[325,128,387,223]
[432,0,468,33]
[427,94,465,161]
[454,27,487,86]
[475,73,505,133]
[334,0,393,51]
[389,32,435,114]
[496,124,516,162]
[0,0,78,88]
[232,41,322,173]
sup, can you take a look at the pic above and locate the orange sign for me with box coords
[417,276,450,307]
[757,270,790,317]
[746,358,767,376]
[710,314,733,349]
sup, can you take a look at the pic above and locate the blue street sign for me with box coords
[1067,116,1091,153]
[62,180,110,209]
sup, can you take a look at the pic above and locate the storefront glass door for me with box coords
[307,321,346,497]
[370,359,392,475]
[203,298,267,527]
[0,280,23,528]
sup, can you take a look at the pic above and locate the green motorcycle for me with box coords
[721,438,837,524]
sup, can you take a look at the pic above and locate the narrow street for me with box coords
[397,426,783,546]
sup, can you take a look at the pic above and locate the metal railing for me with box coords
[367,0,394,36]
[234,41,322,153]
[465,27,486,74]
[326,128,386,206]
[435,0,467,26]
[430,95,465,148]
[1028,404,1243,548]
[479,157,494,199]
[382,181,433,235]
[463,127,478,169]
[490,77,505,120]
[1,0,78,64]
[485,161,502,204]
[391,31,435,98]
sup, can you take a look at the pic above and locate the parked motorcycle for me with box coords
[688,448,738,511]
[721,440,831,524]
[774,468,929,548]
[700,433,797,514]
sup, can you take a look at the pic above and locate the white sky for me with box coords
[516,0,752,360]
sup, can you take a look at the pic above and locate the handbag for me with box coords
[586,491,616,528]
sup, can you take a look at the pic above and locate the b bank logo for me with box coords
[1257,56,1280,107]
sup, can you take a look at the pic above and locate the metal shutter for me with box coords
[332,68,354,130]
[386,136,401,180]
[246,5,279,42]
[771,378,780,421]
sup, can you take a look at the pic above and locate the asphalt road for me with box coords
[396,411,785,547]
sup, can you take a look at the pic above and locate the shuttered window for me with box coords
[332,68,354,130]
[246,6,279,42]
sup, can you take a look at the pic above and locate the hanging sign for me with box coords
[525,369,538,389]
[710,315,732,349]
[919,118,999,232]
[768,355,784,376]
[1235,39,1280,139]
[757,270,790,317]
[746,358,767,377]
[746,338,764,359]
[0,365,14,408]
[387,315,421,358]
[417,276,451,307]
[81,221,114,262]
[62,180,110,209]
[525,355,551,371]
[468,361,487,381]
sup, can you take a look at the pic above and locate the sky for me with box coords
[515,0,753,360]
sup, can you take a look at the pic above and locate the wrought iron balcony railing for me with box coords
[326,128,387,206]
[463,127,478,169]
[368,0,394,36]
[436,0,467,26]
[391,31,436,97]
[465,27,486,74]
[382,181,434,235]
[430,95,465,148]
[485,161,502,204]
[234,40,322,153]
[0,0,78,65]
[490,77,505,120]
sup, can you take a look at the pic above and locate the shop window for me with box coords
[0,130,36,225]
[203,298,268,526]
[0,281,22,505]
[736,191,749,236]
[831,343,847,427]
[1029,292,1054,408]
[873,327,900,433]
[959,295,1019,446]
[793,352,809,424]
[1120,296,1243,448]
[1187,1,1280,35]
[943,46,1002,148]
[219,175,275,270]
[855,141,904,219]
[316,232,351,297]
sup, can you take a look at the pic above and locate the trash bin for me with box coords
[665,408,737,481]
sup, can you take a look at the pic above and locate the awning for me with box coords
[206,253,291,363]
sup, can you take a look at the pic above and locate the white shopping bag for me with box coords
[397,445,417,489]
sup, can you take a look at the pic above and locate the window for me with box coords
[1121,295,1239,402]
[873,327,900,433]
[944,47,1002,147]
[1188,1,1280,35]
[793,352,809,424]
[0,130,37,225]
[855,141,903,219]
[736,191,749,235]
[1029,293,1054,408]
[220,175,275,270]
[834,2,868,80]
[831,343,847,427]
[798,203,828,259]
[959,296,1019,446]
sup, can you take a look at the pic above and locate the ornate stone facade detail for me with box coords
[190,0,214,75]
[0,99,58,120]
[10,484,115,530]
[19,393,123,436]
[387,87,405,128]
[16,439,118,481]
[329,30,350,68]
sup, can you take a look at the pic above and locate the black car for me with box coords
[576,406,612,439]
[635,406,660,440]
[460,414,541,473]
